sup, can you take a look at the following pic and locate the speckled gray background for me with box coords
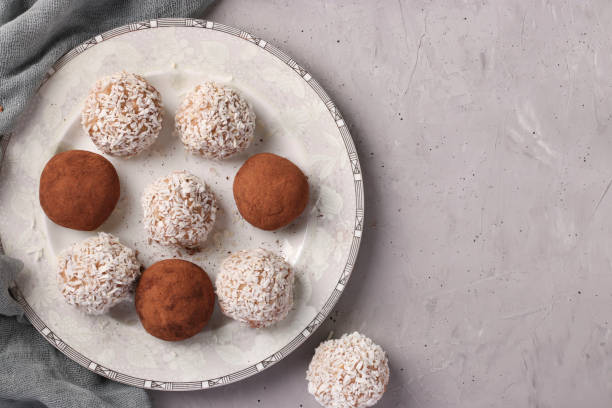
[152,1,612,407]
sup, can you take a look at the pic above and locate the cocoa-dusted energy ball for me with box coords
[142,170,217,249]
[233,153,309,230]
[306,332,390,408]
[81,72,163,157]
[39,150,120,231]
[175,81,256,159]
[57,232,141,315]
[216,248,294,328]
[135,259,215,341]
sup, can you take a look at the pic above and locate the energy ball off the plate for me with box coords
[142,170,217,249]
[135,259,215,341]
[57,232,141,315]
[306,332,390,408]
[233,153,309,230]
[81,72,163,157]
[175,81,256,159]
[216,248,294,328]
[39,150,120,231]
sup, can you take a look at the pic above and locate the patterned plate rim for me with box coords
[3,18,364,391]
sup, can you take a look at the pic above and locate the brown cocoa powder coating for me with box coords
[39,150,120,231]
[135,259,215,341]
[233,153,309,231]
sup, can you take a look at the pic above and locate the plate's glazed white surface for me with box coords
[0,21,362,387]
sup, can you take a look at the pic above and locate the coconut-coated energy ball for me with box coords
[306,332,390,408]
[57,232,141,315]
[175,81,256,159]
[216,248,294,328]
[81,72,163,157]
[142,170,217,249]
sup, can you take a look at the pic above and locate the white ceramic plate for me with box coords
[0,19,363,390]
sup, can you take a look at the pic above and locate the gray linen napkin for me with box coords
[0,1,215,407]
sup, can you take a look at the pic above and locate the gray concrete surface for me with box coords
[152,1,612,406]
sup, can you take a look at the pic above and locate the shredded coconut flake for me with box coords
[142,170,217,249]
[57,232,141,315]
[81,72,163,157]
[175,81,256,159]
[216,248,294,328]
[306,332,390,408]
